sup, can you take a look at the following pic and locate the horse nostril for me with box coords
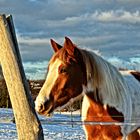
[38,103,45,112]
[35,98,53,115]
[36,103,45,113]
[38,99,50,112]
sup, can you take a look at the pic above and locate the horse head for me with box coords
[35,37,87,116]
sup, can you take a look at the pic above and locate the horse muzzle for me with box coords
[35,98,54,116]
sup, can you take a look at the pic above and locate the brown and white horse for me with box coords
[35,37,140,140]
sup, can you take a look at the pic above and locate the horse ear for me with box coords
[64,37,87,85]
[64,37,76,55]
[50,39,62,52]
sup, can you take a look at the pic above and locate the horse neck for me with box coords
[80,49,129,112]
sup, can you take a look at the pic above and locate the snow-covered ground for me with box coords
[0,108,85,140]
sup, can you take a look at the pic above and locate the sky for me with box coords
[0,0,140,79]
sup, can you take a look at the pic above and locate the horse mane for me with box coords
[80,49,132,119]
[52,46,132,125]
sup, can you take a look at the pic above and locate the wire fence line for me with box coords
[45,121,140,126]
[41,118,140,126]
[41,118,140,140]
[0,109,140,140]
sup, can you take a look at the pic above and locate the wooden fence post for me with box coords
[0,14,44,140]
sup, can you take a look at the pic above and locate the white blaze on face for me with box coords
[35,58,63,112]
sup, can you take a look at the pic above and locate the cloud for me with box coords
[44,10,140,29]
[0,0,140,62]
[97,10,140,24]
[106,56,140,71]
[17,35,53,61]
[17,35,50,46]
[118,0,140,4]
[16,20,140,61]
[23,60,48,79]
[1,0,139,34]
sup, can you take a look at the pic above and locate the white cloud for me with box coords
[17,35,50,46]
[41,10,140,30]
[23,60,48,79]
[17,34,65,47]
[17,33,115,50]
[0,0,140,62]
[97,10,140,24]
[106,56,140,71]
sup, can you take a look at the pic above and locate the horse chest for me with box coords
[82,95,123,140]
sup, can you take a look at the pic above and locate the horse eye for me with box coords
[59,67,67,74]
[59,66,67,73]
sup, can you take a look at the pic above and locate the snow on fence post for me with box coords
[0,14,44,140]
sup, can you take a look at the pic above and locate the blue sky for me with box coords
[0,0,140,78]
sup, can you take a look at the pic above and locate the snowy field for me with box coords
[0,108,85,140]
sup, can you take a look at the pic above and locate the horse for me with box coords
[35,37,140,140]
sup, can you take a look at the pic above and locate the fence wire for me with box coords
[0,109,140,140]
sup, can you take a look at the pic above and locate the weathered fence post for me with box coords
[0,14,44,140]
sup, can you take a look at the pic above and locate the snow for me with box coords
[0,108,85,140]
